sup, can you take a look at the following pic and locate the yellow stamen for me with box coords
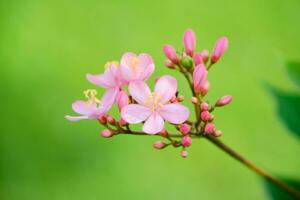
[126,56,140,72]
[145,92,163,112]
[104,61,119,69]
[83,89,101,104]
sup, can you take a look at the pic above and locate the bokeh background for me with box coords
[1,0,300,199]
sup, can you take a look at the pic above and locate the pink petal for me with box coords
[100,87,119,109]
[129,81,151,105]
[159,103,190,124]
[72,100,96,115]
[183,29,196,57]
[65,115,89,121]
[86,72,115,88]
[121,104,152,123]
[115,90,129,110]
[120,52,137,66]
[154,75,177,104]
[139,53,155,80]
[143,113,164,134]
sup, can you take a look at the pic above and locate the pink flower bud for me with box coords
[101,129,113,138]
[213,130,222,137]
[164,60,174,68]
[201,111,213,121]
[204,123,215,134]
[163,44,178,63]
[193,52,203,65]
[98,115,107,124]
[191,97,198,104]
[160,129,168,137]
[211,37,228,63]
[119,118,127,126]
[215,95,232,107]
[106,115,115,125]
[193,64,208,94]
[200,49,209,63]
[116,90,129,111]
[180,123,191,135]
[153,141,167,149]
[199,80,210,96]
[154,76,160,84]
[183,29,196,57]
[181,150,188,158]
[177,95,184,102]
[170,96,177,103]
[200,102,209,111]
[181,136,192,147]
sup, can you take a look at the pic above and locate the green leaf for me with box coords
[264,178,300,200]
[286,62,300,90]
[266,85,300,139]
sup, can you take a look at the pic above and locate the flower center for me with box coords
[84,89,101,104]
[104,61,119,69]
[145,92,164,112]
[126,56,140,72]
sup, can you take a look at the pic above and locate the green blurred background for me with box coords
[1,0,300,199]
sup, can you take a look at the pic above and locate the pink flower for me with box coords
[180,123,191,135]
[121,75,190,134]
[119,52,155,83]
[200,49,209,63]
[86,61,123,110]
[193,64,208,93]
[211,37,228,63]
[183,29,196,57]
[181,136,192,147]
[163,45,178,64]
[204,123,216,134]
[65,89,108,121]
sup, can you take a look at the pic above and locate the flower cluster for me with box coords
[66,29,232,158]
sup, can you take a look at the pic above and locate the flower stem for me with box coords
[205,135,300,199]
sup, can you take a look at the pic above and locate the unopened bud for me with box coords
[213,130,222,137]
[181,136,192,147]
[160,129,168,137]
[119,118,127,126]
[200,102,209,111]
[106,115,115,125]
[181,150,188,158]
[193,53,203,65]
[98,115,107,124]
[163,45,178,63]
[201,111,213,121]
[164,60,174,68]
[191,97,198,104]
[170,96,177,103]
[183,29,196,57]
[180,56,194,69]
[200,49,209,63]
[101,129,113,138]
[216,95,232,107]
[180,123,191,135]
[153,141,167,149]
[177,95,184,102]
[211,37,228,63]
[204,123,215,134]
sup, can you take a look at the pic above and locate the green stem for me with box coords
[206,135,300,199]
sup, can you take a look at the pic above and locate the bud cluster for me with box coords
[66,29,232,158]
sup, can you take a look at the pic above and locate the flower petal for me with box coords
[72,100,96,115]
[100,87,119,109]
[138,53,155,80]
[129,81,151,105]
[86,73,114,88]
[120,52,137,82]
[143,113,164,134]
[121,104,151,123]
[159,103,190,124]
[65,115,89,121]
[154,75,177,104]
